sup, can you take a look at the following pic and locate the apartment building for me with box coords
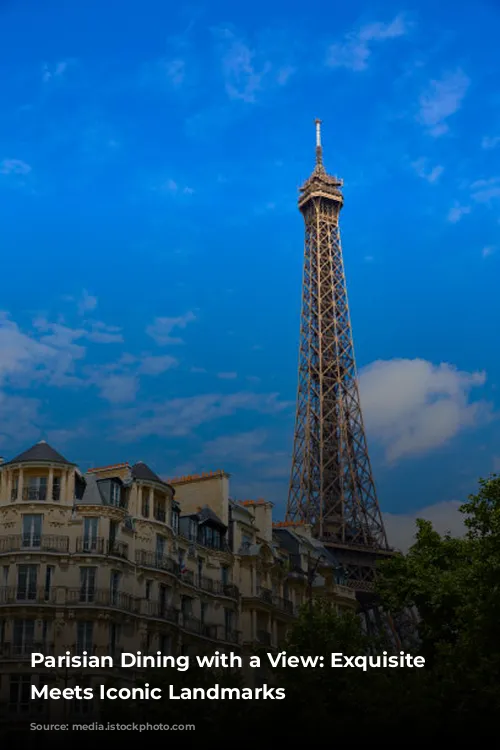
[0,440,356,717]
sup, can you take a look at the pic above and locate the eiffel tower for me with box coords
[286,120,393,594]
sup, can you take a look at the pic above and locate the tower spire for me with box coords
[315,118,323,167]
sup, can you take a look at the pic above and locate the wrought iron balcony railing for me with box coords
[0,535,69,554]
[256,587,273,604]
[142,600,179,624]
[65,588,139,613]
[0,586,57,605]
[272,596,294,614]
[75,538,128,559]
[135,550,179,575]
[0,641,54,658]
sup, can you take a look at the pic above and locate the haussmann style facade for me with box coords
[0,440,356,720]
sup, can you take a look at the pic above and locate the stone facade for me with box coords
[0,441,356,718]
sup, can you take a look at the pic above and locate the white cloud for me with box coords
[447,203,471,223]
[97,374,138,404]
[482,246,496,258]
[0,391,42,448]
[326,15,410,71]
[384,501,465,552]
[213,27,293,103]
[138,355,178,375]
[146,312,196,345]
[217,371,238,379]
[359,358,491,462]
[481,135,500,150]
[78,290,98,315]
[163,58,185,87]
[114,392,291,440]
[411,158,444,183]
[471,176,500,204]
[418,69,470,136]
[42,60,71,83]
[0,159,31,175]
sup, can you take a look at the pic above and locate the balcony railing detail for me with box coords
[143,600,179,624]
[75,538,129,559]
[0,586,57,605]
[65,588,139,613]
[0,535,69,554]
[256,587,273,604]
[135,550,179,575]
[0,641,54,657]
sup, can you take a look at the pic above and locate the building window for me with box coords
[22,514,42,548]
[156,535,166,561]
[159,584,169,616]
[26,477,47,502]
[160,634,171,654]
[76,621,93,654]
[181,596,192,616]
[13,619,35,656]
[171,509,179,534]
[83,517,99,551]
[197,557,203,581]
[3,565,9,586]
[224,609,234,637]
[52,476,61,502]
[141,493,149,518]
[242,533,252,550]
[110,571,120,605]
[9,675,31,713]
[200,602,206,624]
[80,567,96,603]
[109,623,120,657]
[221,566,229,585]
[110,482,121,507]
[16,565,37,601]
[188,519,197,541]
[145,580,152,600]
[44,566,54,601]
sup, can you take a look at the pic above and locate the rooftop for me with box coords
[5,440,73,466]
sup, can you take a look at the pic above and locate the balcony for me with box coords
[221,627,240,644]
[272,596,294,615]
[75,538,128,558]
[256,587,273,605]
[180,569,195,586]
[181,615,220,641]
[65,588,139,613]
[0,535,69,554]
[143,600,179,624]
[197,577,239,599]
[135,550,179,575]
[106,540,128,559]
[0,586,56,605]
[0,641,55,658]
[153,508,166,523]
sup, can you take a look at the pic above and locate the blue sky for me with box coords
[1,0,499,544]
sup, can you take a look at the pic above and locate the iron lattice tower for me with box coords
[286,120,392,588]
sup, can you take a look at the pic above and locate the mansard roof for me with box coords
[6,440,73,466]
[131,461,169,486]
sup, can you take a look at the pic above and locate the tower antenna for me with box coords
[315,118,323,166]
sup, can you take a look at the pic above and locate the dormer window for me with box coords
[188,519,197,541]
[171,509,179,535]
[110,482,121,507]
